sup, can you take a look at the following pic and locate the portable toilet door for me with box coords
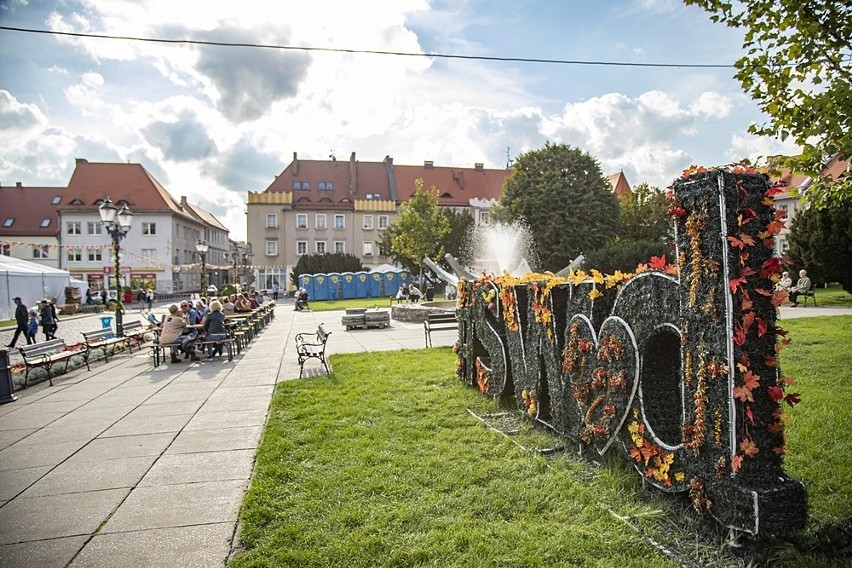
[369,272,383,298]
[328,273,341,300]
[340,272,358,299]
[398,270,410,287]
[355,272,370,298]
[299,274,315,301]
[384,271,399,298]
[313,274,330,301]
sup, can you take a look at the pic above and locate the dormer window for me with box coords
[3,218,13,227]
[40,218,51,227]
[52,196,61,204]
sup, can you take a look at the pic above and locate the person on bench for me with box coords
[789,269,811,307]
[159,304,199,363]
[295,288,309,311]
[409,284,422,303]
[203,299,228,359]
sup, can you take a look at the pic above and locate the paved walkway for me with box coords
[0,303,456,567]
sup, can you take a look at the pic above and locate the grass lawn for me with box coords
[301,295,453,312]
[809,283,852,307]
[232,316,851,567]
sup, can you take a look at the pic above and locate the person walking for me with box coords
[271,282,280,301]
[145,288,154,310]
[49,297,60,338]
[5,297,31,348]
[25,308,38,344]
[39,299,55,340]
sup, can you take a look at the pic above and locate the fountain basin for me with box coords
[391,301,456,323]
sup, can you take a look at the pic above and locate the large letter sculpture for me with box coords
[455,169,807,536]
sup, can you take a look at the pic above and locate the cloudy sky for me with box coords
[0,0,799,240]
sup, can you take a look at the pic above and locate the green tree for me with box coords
[685,0,852,207]
[499,142,620,271]
[786,200,852,293]
[440,208,475,266]
[290,252,364,287]
[384,179,451,281]
[586,184,673,272]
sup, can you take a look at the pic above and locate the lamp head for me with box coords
[195,239,209,254]
[99,198,117,225]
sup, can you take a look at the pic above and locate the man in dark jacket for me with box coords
[6,297,31,347]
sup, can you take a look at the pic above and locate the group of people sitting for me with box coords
[155,291,264,363]
[395,284,423,302]
[775,269,812,307]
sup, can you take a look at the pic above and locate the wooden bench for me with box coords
[424,311,459,347]
[82,328,132,366]
[295,323,331,378]
[801,287,817,307]
[121,319,151,345]
[389,296,408,305]
[197,334,235,362]
[18,339,86,388]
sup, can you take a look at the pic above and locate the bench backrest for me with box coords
[317,323,331,343]
[427,313,458,324]
[19,338,67,357]
[83,328,116,342]
[123,320,144,331]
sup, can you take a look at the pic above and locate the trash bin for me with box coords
[0,349,17,404]
[100,316,114,339]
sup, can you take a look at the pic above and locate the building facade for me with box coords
[0,183,65,268]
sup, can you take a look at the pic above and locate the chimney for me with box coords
[474,163,484,171]
[424,160,434,169]
[384,156,397,201]
[383,155,393,166]
[16,181,23,188]
[292,152,299,176]
[349,152,357,197]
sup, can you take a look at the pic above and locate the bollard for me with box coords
[0,350,17,404]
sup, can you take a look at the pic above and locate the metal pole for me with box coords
[113,230,124,336]
[200,253,207,292]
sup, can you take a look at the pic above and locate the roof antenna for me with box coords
[506,147,514,169]
[329,149,336,161]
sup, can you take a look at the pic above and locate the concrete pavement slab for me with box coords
[0,439,89,471]
[198,395,271,413]
[20,455,158,498]
[100,413,192,437]
[167,426,263,454]
[69,432,175,462]
[102,480,246,532]
[0,428,36,450]
[0,535,88,568]
[0,466,51,501]
[0,410,68,431]
[126,399,206,419]
[184,408,267,431]
[0,488,130,544]
[70,523,233,568]
[139,449,256,486]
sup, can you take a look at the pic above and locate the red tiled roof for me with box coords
[0,184,65,236]
[607,171,632,200]
[59,159,191,219]
[393,163,508,206]
[768,154,849,197]
[265,156,391,209]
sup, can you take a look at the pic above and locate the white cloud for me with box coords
[726,133,800,164]
[0,90,47,132]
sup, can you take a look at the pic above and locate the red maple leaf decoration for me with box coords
[733,385,754,402]
[739,437,760,457]
[742,370,761,391]
[729,276,748,293]
[784,393,802,407]
[767,386,784,402]
[731,454,743,472]
[649,255,668,270]
[756,317,769,337]
[727,235,746,249]
[732,325,747,346]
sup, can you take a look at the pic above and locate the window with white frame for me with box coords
[480,211,490,225]
[67,221,81,235]
[33,245,49,259]
[316,241,327,254]
[378,215,388,229]
[334,214,345,229]
[363,215,373,230]
[140,249,155,262]
[363,241,373,256]
[334,241,345,253]
[142,222,156,235]
[777,204,789,218]
[316,214,327,229]
[318,181,334,191]
[87,222,102,235]
[266,240,278,256]
[296,241,307,255]
[296,213,307,229]
[88,249,103,262]
[67,249,82,262]
[293,181,310,190]
[266,213,278,228]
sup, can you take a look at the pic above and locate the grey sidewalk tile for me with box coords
[0,465,51,501]
[207,385,274,398]
[70,432,175,463]
[0,439,89,471]
[71,522,233,568]
[217,373,278,388]
[0,535,88,568]
[0,428,36,450]
[24,422,112,445]
[139,449,256,486]
[44,409,127,429]
[99,413,192,438]
[197,395,270,413]
[126,399,205,419]
[184,409,267,431]
[167,426,263,454]
[0,410,68,431]
[20,455,158,498]
[0,488,129,544]
[101,480,246,532]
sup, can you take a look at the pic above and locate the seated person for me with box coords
[234,293,252,313]
[789,269,812,307]
[222,296,236,315]
[775,271,793,293]
[249,292,260,309]
[295,288,309,311]
[203,299,228,358]
[408,284,422,302]
[159,304,199,363]
[395,286,408,302]
[180,301,202,325]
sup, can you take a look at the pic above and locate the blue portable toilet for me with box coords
[340,272,357,299]
[384,271,399,297]
[399,270,410,286]
[328,273,341,300]
[312,274,331,301]
[355,272,370,298]
[369,272,383,298]
[299,274,315,301]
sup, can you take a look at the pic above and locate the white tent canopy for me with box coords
[0,256,71,320]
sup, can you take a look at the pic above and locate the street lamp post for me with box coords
[230,248,240,287]
[99,197,133,336]
[241,244,253,289]
[195,239,209,293]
